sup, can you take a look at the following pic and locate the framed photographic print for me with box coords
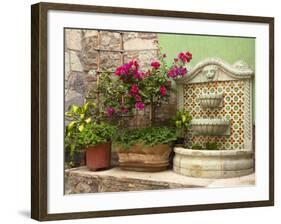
[31,2,274,221]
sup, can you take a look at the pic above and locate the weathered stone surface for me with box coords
[69,51,83,72]
[123,38,156,50]
[82,30,99,38]
[64,166,255,194]
[65,90,84,109]
[100,31,121,50]
[65,29,82,51]
[66,71,85,94]
[100,51,121,70]
[124,50,159,70]
[65,51,71,80]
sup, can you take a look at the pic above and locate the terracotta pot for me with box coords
[116,143,172,172]
[86,142,111,171]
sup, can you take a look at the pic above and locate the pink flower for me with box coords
[178,52,187,63]
[151,61,160,69]
[177,51,192,63]
[133,71,143,80]
[167,66,187,78]
[106,107,115,117]
[135,102,145,110]
[135,94,142,102]
[130,84,139,96]
[186,51,192,61]
[160,85,167,96]
[119,106,129,114]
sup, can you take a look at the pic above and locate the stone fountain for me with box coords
[173,58,254,178]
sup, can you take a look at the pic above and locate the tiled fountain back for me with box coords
[184,80,245,150]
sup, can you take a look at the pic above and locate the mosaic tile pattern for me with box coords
[184,80,245,150]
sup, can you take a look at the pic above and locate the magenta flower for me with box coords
[168,66,187,78]
[135,102,145,110]
[177,51,192,63]
[106,107,115,117]
[130,84,139,96]
[151,61,160,70]
[135,94,142,102]
[160,85,167,96]
[119,106,129,114]
[186,51,192,61]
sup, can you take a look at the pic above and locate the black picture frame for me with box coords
[31,2,274,221]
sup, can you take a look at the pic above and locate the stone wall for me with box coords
[65,29,176,125]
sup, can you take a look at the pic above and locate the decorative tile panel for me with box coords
[184,80,245,150]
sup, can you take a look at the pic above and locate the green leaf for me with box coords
[67,121,77,131]
[78,124,85,132]
[85,117,91,124]
[71,105,80,113]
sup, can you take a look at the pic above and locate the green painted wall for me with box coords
[158,34,255,71]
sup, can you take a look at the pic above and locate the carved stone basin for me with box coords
[173,147,254,178]
[191,118,230,136]
[199,93,223,108]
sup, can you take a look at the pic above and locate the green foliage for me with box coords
[140,69,172,106]
[205,142,218,150]
[64,102,99,167]
[191,143,203,150]
[94,72,130,115]
[115,126,177,149]
[78,123,116,148]
[173,109,192,137]
[65,102,97,136]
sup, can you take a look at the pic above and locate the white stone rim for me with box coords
[174,147,253,156]
[199,93,224,99]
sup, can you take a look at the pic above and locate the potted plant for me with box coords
[64,102,97,168]
[95,50,192,171]
[77,122,116,171]
[173,109,192,146]
[115,126,177,171]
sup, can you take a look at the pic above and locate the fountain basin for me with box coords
[173,147,254,178]
[199,93,223,108]
[191,118,230,136]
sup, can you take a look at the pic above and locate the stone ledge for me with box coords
[65,166,255,194]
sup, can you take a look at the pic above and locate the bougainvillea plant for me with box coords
[98,51,192,119]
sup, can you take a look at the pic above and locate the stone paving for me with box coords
[64,166,255,194]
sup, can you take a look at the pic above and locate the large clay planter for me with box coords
[173,147,254,178]
[116,143,172,172]
[86,142,111,171]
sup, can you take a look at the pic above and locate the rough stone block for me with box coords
[70,51,83,72]
[65,29,82,51]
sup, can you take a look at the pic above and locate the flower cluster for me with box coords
[168,67,187,78]
[167,51,192,78]
[105,51,192,116]
[115,60,143,82]
[178,51,192,63]
[151,61,161,70]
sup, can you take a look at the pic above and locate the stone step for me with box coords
[65,166,255,194]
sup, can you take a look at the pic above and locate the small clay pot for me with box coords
[86,142,111,171]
